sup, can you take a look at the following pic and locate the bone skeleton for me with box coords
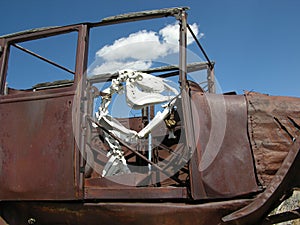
[95,70,179,176]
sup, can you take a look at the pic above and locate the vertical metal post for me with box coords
[207,67,216,93]
[179,10,195,157]
[148,106,155,173]
[148,114,152,173]
[74,24,90,197]
[179,10,206,198]
[0,40,9,95]
[143,106,152,173]
[179,11,187,88]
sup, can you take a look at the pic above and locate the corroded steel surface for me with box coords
[223,135,300,224]
[0,91,78,200]
[190,92,259,199]
[246,92,300,186]
[0,200,251,225]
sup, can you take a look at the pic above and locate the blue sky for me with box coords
[1,0,300,97]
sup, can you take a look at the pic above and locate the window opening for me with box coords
[5,32,77,93]
[82,17,210,190]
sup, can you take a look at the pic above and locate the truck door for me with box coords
[0,26,86,200]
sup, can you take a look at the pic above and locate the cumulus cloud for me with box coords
[96,32,169,61]
[159,23,199,46]
[89,22,202,75]
[92,60,152,74]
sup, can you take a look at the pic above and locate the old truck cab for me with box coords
[0,7,299,225]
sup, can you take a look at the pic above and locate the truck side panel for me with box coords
[0,91,78,200]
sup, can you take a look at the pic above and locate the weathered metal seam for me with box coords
[0,90,75,104]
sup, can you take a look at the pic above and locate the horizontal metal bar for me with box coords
[32,80,73,90]
[0,7,188,41]
[0,25,80,44]
[0,26,59,39]
[88,61,211,84]
[0,88,75,104]
[140,61,211,73]
[91,7,189,27]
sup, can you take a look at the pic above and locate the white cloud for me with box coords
[96,38,170,62]
[159,22,199,46]
[89,22,201,75]
[92,60,152,75]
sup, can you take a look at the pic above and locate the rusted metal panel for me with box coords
[85,187,187,200]
[222,135,300,224]
[245,92,300,186]
[190,93,259,199]
[0,92,78,200]
[0,199,252,225]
